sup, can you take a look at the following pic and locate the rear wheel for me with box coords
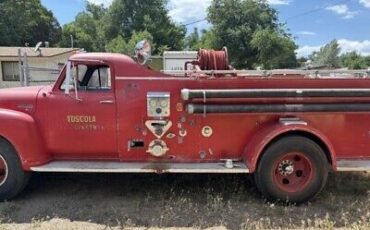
[0,139,30,201]
[254,136,328,204]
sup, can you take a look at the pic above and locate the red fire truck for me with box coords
[0,42,370,203]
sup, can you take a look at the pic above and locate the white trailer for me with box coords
[163,51,197,71]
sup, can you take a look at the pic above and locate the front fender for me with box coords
[0,109,50,170]
[243,122,336,173]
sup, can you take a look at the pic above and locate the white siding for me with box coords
[0,53,72,88]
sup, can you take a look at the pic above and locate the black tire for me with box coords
[0,138,30,201]
[254,136,328,204]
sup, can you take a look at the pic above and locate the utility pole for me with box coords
[70,35,74,49]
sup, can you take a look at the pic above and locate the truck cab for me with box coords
[1,45,370,203]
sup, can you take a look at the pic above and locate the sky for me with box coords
[40,0,370,57]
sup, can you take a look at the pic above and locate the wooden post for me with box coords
[23,52,30,86]
[18,48,24,87]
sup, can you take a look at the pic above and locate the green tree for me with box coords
[365,56,370,67]
[157,45,170,55]
[185,28,215,51]
[59,2,107,51]
[102,0,186,53]
[310,40,341,68]
[197,29,216,50]
[297,57,308,68]
[105,35,127,54]
[0,0,61,46]
[251,28,297,69]
[186,27,200,50]
[106,30,154,55]
[340,51,367,69]
[207,0,296,69]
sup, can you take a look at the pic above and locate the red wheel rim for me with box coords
[0,155,8,186]
[272,152,314,193]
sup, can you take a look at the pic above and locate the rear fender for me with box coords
[0,109,50,170]
[243,122,336,173]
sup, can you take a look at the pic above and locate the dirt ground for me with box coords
[0,171,369,230]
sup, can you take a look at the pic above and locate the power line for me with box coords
[285,0,352,21]
[182,0,353,27]
[183,18,207,26]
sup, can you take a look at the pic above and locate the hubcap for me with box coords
[273,152,314,193]
[278,160,294,176]
[0,154,8,186]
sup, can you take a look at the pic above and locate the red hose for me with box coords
[197,47,229,71]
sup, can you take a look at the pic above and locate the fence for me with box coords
[18,49,61,87]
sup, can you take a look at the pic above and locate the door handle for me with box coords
[99,100,115,104]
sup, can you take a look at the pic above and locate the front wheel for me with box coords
[254,136,328,204]
[0,139,30,201]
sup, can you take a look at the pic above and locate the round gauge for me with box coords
[150,100,157,107]
[160,100,168,107]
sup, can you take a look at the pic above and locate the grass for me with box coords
[0,171,369,229]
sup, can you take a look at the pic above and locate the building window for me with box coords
[2,61,20,81]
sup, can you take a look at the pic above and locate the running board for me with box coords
[337,160,370,172]
[30,161,250,174]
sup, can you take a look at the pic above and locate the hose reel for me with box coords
[185,47,232,74]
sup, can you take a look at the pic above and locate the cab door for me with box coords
[45,63,118,159]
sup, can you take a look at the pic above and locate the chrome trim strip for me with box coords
[279,117,307,126]
[30,161,250,174]
[116,76,195,81]
[337,160,370,172]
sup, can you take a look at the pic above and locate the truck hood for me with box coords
[0,86,46,114]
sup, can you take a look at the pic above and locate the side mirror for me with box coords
[134,40,151,65]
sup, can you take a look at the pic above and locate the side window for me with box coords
[87,67,111,90]
[60,64,88,90]
[73,65,88,83]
